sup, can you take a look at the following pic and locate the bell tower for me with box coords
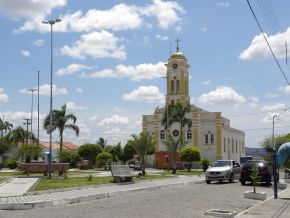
[165,38,190,106]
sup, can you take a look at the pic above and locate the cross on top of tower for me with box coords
[175,38,180,52]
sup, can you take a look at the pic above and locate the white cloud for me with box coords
[0,0,66,19]
[0,88,8,103]
[155,34,168,41]
[202,27,208,32]
[190,97,195,104]
[142,0,184,29]
[98,115,130,126]
[20,50,31,57]
[239,28,290,60]
[66,102,87,110]
[198,86,246,104]
[88,115,98,123]
[19,84,68,96]
[76,88,83,93]
[56,64,93,76]
[216,2,230,8]
[261,103,285,112]
[261,112,280,124]
[33,39,45,47]
[81,62,166,81]
[202,80,211,85]
[266,93,279,98]
[17,0,184,33]
[279,85,290,94]
[60,31,126,60]
[122,85,164,103]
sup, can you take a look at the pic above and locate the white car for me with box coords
[205,160,241,184]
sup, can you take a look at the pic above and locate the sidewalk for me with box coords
[0,178,39,197]
[0,175,204,210]
[236,187,290,218]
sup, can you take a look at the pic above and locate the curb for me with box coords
[0,179,205,210]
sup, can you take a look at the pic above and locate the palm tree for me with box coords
[7,126,33,145]
[43,104,79,156]
[163,133,181,174]
[128,132,155,175]
[0,118,13,138]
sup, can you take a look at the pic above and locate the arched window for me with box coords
[187,129,192,139]
[205,134,209,144]
[210,134,214,144]
[176,80,180,93]
[172,130,179,137]
[160,130,165,139]
[171,80,174,94]
[224,138,226,152]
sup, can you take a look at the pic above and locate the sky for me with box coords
[1,0,290,148]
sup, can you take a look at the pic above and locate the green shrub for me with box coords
[78,143,102,166]
[96,152,112,170]
[88,175,93,181]
[6,159,17,169]
[201,159,210,172]
[64,173,68,180]
[180,146,201,171]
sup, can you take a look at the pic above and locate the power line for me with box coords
[246,0,290,85]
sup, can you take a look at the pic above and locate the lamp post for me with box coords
[28,88,37,143]
[42,18,62,179]
[37,70,40,148]
[272,114,278,199]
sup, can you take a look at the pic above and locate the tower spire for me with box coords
[175,38,180,52]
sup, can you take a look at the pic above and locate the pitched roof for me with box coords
[39,141,78,150]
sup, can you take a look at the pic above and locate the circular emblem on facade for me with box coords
[172,130,179,137]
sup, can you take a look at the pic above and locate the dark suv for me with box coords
[239,160,271,186]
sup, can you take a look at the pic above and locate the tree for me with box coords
[43,104,79,157]
[128,132,155,175]
[19,144,43,163]
[250,166,261,193]
[0,138,14,155]
[97,137,107,148]
[58,150,81,167]
[119,142,136,163]
[0,118,13,138]
[260,133,290,154]
[179,146,201,171]
[96,152,112,170]
[7,126,33,145]
[78,143,102,166]
[104,143,122,162]
[163,133,181,174]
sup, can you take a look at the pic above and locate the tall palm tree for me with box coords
[43,104,79,154]
[128,132,155,175]
[0,118,13,138]
[163,133,181,174]
[7,126,33,145]
[162,102,191,145]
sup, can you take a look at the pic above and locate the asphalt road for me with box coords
[0,180,277,218]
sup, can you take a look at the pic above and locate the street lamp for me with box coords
[42,18,62,179]
[272,114,278,199]
[28,88,37,143]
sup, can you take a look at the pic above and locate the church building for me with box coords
[142,41,245,168]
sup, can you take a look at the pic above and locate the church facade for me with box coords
[142,44,245,168]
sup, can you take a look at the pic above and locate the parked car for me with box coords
[205,160,241,184]
[239,160,271,186]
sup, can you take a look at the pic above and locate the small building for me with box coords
[142,43,245,168]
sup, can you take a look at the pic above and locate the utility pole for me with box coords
[28,88,37,143]
[37,70,40,147]
[23,118,31,144]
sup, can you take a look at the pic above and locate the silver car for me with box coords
[205,160,241,184]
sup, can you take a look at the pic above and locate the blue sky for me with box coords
[1,0,290,148]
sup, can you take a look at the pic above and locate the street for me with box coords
[0,180,277,218]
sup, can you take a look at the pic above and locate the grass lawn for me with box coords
[33,174,175,191]
[0,170,100,177]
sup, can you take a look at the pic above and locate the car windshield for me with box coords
[213,161,231,167]
[244,160,264,168]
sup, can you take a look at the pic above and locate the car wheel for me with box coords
[241,180,245,186]
[229,174,234,183]
[206,180,211,184]
[219,180,223,184]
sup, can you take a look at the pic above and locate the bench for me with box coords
[20,163,70,176]
[111,165,135,183]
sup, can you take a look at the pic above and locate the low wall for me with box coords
[20,163,70,176]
